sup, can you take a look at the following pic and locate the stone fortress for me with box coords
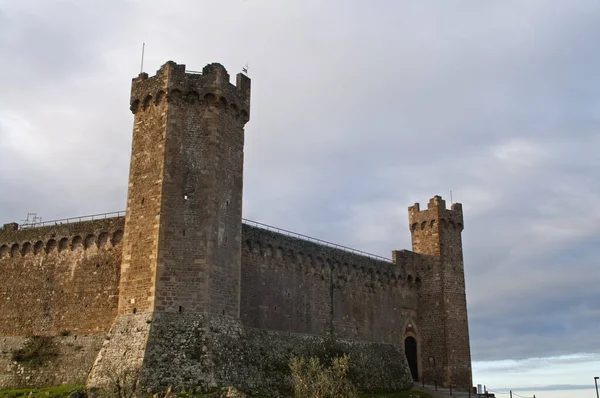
[0,60,472,394]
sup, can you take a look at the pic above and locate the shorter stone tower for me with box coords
[409,196,472,388]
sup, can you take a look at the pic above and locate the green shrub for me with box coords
[105,366,140,398]
[11,336,58,367]
[290,354,358,398]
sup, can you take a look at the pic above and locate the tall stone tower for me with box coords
[88,61,251,389]
[409,196,472,388]
[119,60,250,317]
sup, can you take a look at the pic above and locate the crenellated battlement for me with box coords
[408,195,464,232]
[0,217,125,259]
[242,224,425,291]
[129,61,250,123]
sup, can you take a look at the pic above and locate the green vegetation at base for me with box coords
[11,336,58,367]
[290,354,358,398]
[359,392,433,398]
[0,385,86,398]
[0,387,431,398]
[0,351,425,398]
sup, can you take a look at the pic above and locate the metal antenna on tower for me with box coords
[242,63,249,75]
[20,213,31,225]
[140,42,146,74]
[20,212,42,227]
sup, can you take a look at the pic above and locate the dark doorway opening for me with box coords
[404,336,418,381]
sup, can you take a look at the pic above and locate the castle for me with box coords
[0,61,472,394]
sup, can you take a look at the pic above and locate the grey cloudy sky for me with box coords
[1,0,599,388]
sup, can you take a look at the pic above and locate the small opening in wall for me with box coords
[182,229,186,236]
[179,306,183,313]
[133,308,137,314]
[141,198,145,205]
[225,200,229,207]
[222,310,225,315]
[184,194,188,200]
[96,264,100,269]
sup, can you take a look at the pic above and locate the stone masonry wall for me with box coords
[118,67,169,316]
[0,335,104,388]
[88,313,414,396]
[241,224,421,344]
[151,62,250,317]
[0,218,124,336]
[0,215,425,342]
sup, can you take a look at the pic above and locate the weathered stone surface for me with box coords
[87,313,152,388]
[0,335,104,388]
[89,313,412,396]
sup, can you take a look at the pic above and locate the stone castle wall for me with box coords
[0,218,124,389]
[0,218,124,337]
[0,218,424,341]
[241,224,422,344]
[0,218,424,389]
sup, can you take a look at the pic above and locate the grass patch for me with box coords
[359,390,433,398]
[0,385,85,398]
[0,387,430,398]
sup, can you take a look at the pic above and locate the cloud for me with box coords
[473,353,600,389]
[1,0,599,384]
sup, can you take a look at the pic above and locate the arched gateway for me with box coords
[404,336,419,381]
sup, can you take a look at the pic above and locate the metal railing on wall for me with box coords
[242,218,392,262]
[415,379,537,398]
[19,211,126,229]
[487,388,536,398]
[17,210,392,262]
